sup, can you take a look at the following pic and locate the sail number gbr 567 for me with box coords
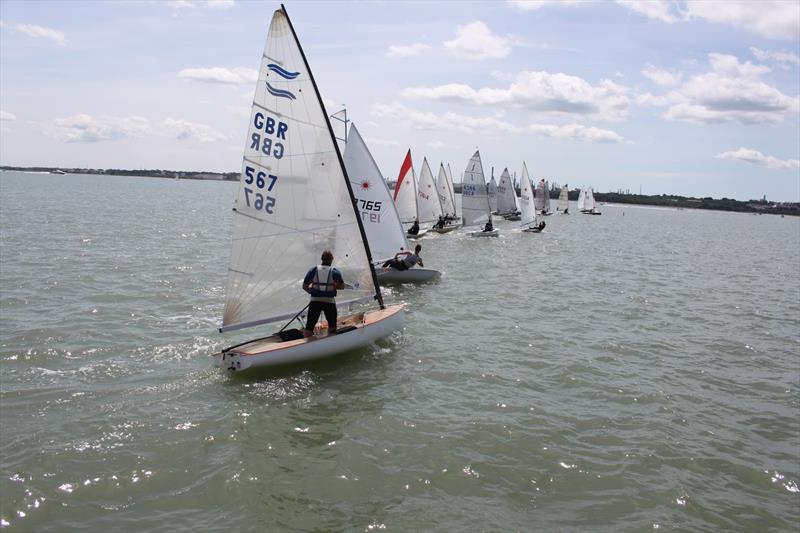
[241,111,288,215]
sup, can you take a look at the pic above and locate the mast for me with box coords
[280,4,385,309]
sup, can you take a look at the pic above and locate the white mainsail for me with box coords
[393,149,418,227]
[496,168,517,215]
[534,178,546,213]
[558,185,569,212]
[487,174,498,213]
[585,187,596,211]
[417,157,443,225]
[461,150,491,227]
[577,187,587,211]
[436,163,456,218]
[343,123,408,263]
[543,180,551,213]
[445,163,457,216]
[221,8,377,332]
[519,162,537,229]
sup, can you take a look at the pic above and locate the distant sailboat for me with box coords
[487,172,498,214]
[462,151,498,237]
[417,157,444,230]
[212,5,403,372]
[344,124,440,283]
[585,187,601,215]
[558,185,569,214]
[496,168,520,220]
[519,164,542,233]
[393,150,427,239]
[435,163,458,232]
[445,163,459,222]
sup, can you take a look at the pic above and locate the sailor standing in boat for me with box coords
[302,250,345,337]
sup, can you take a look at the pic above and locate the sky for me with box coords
[0,0,798,202]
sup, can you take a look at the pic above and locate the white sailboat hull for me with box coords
[431,225,458,234]
[469,229,499,237]
[213,304,404,371]
[377,267,440,283]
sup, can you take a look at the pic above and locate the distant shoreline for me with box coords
[0,166,238,182]
[3,166,797,217]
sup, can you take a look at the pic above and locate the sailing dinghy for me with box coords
[496,168,520,220]
[462,150,498,237]
[393,150,427,239]
[558,184,569,214]
[433,163,458,233]
[212,5,403,372]
[343,124,440,284]
[519,163,542,233]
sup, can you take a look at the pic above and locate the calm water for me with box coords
[1,171,798,532]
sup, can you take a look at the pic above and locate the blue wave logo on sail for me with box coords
[267,64,300,80]
[266,82,296,100]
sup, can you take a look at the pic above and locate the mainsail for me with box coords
[393,150,419,226]
[445,163,457,217]
[222,7,377,332]
[487,174,498,213]
[436,163,456,218]
[519,162,537,228]
[343,123,408,263]
[417,157,442,225]
[584,187,596,211]
[543,180,551,213]
[461,150,490,227]
[558,185,569,211]
[496,168,517,215]
[577,187,587,211]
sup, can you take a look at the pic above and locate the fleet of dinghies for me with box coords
[211,4,602,372]
[578,186,601,215]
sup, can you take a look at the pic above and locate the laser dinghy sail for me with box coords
[343,123,440,284]
[212,5,403,372]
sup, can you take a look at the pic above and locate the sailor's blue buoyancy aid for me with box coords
[309,264,338,298]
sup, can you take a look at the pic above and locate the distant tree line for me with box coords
[0,166,239,181]
[5,166,797,216]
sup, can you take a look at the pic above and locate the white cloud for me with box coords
[685,0,799,40]
[162,118,228,142]
[365,137,400,146]
[206,0,235,9]
[443,21,511,60]
[509,0,800,40]
[165,0,233,9]
[717,148,800,170]
[751,47,800,67]
[402,71,630,121]
[371,102,519,133]
[46,114,225,143]
[177,67,258,85]
[50,114,152,142]
[616,0,679,23]
[387,43,431,58]
[642,64,682,87]
[642,53,799,124]
[0,111,17,121]
[507,0,584,10]
[14,23,67,46]
[371,102,622,143]
[529,123,625,143]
